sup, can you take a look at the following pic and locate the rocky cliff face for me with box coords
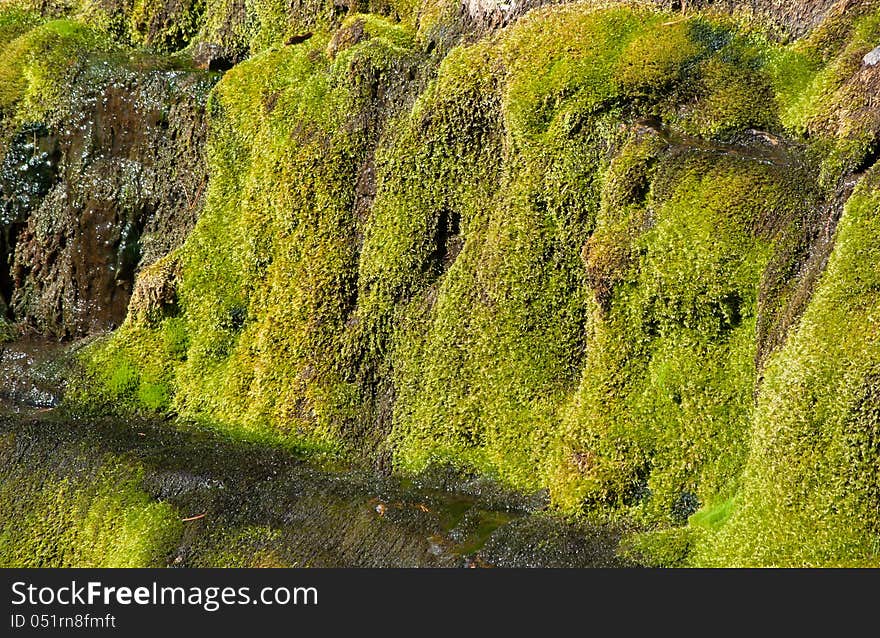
[5,70,212,337]
[2,0,880,567]
[0,15,214,337]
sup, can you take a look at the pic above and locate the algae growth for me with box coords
[1,0,879,567]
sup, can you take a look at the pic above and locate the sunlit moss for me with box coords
[0,456,182,567]
[0,18,111,125]
[693,171,880,567]
[48,1,880,567]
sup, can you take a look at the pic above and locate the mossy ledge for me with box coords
[2,0,880,566]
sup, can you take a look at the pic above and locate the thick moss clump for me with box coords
[84,18,423,447]
[692,170,880,567]
[0,18,111,126]
[363,6,813,508]
[553,151,811,522]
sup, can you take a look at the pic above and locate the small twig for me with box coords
[181,512,207,522]
[186,178,207,213]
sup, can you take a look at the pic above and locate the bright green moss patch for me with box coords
[0,452,182,568]
[552,154,808,520]
[693,171,880,567]
[76,323,181,415]
[0,18,112,124]
[690,496,735,530]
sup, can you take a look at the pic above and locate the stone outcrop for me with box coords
[0,63,214,337]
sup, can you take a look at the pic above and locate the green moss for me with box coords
[196,0,424,61]
[188,525,288,567]
[621,527,694,568]
[0,7,40,46]
[0,18,112,125]
[75,321,184,416]
[552,155,808,520]
[684,55,778,137]
[693,171,880,567]
[0,0,207,53]
[106,357,139,395]
[690,496,735,530]
[365,7,656,489]
[137,381,172,411]
[67,3,880,567]
[0,315,14,342]
[0,453,182,567]
[614,18,706,98]
[128,0,205,52]
[765,5,880,181]
[83,18,420,450]
[362,8,809,511]
[170,29,401,445]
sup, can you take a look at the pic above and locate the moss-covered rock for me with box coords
[74,2,880,567]
[4,0,880,567]
[693,168,880,567]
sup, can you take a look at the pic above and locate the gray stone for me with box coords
[864,45,880,66]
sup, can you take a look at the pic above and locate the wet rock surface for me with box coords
[0,399,632,568]
[0,64,215,338]
[0,339,72,409]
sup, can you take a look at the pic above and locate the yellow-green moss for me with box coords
[552,155,808,520]
[0,18,111,124]
[127,0,205,52]
[0,6,39,45]
[692,171,880,567]
[84,19,420,452]
[67,3,880,566]
[0,456,182,567]
[196,0,425,60]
